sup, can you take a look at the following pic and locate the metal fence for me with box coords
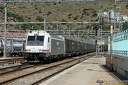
[108,30,128,56]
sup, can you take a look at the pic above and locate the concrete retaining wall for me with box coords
[106,54,128,79]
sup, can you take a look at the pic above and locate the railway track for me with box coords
[0,57,25,66]
[0,53,94,85]
[0,64,34,75]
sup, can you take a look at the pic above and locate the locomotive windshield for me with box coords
[27,36,44,46]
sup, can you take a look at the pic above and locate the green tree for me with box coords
[7,11,15,17]
[92,23,99,30]
[126,2,128,9]
[21,24,32,30]
[7,11,24,22]
[32,24,42,30]
[16,15,24,22]
[36,16,43,22]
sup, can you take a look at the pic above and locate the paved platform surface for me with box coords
[40,56,117,85]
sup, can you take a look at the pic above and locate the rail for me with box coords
[0,53,94,85]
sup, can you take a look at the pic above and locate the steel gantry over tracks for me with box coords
[0,21,99,25]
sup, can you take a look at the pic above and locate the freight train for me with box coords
[24,30,95,63]
[0,38,4,55]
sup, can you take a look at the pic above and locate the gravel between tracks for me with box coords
[5,58,81,85]
[0,66,46,83]
[0,54,93,85]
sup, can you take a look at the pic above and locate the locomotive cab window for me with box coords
[37,36,44,42]
[28,36,35,41]
[27,36,44,46]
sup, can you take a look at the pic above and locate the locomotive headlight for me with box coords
[39,49,49,52]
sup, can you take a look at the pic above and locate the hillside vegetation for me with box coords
[0,0,128,30]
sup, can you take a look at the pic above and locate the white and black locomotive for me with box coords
[24,30,95,62]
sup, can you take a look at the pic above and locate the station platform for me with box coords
[40,56,127,85]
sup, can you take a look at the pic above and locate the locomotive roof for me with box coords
[28,30,46,34]
[51,35,64,41]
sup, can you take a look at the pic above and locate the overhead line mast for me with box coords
[3,3,7,57]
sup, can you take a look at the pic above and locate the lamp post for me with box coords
[108,10,114,71]
[110,25,113,71]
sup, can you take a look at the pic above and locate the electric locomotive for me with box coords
[24,30,95,63]
[24,30,65,62]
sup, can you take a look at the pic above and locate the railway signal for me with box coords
[95,28,99,36]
